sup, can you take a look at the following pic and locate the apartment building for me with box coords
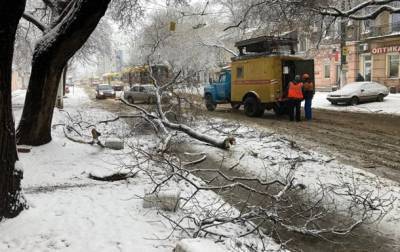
[314,11,400,92]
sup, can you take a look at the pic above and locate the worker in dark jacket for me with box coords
[287,75,304,121]
[302,73,314,120]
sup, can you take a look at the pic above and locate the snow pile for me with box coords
[312,92,400,115]
[175,239,225,252]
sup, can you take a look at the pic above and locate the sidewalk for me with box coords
[312,92,400,115]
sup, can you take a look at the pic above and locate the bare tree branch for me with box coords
[22,12,47,32]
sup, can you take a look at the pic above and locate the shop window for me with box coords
[388,54,399,78]
[324,63,330,79]
[236,67,244,79]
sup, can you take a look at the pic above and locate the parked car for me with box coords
[95,84,116,99]
[327,82,389,105]
[112,84,124,91]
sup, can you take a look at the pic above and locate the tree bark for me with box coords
[16,0,111,146]
[0,0,27,220]
[62,65,67,96]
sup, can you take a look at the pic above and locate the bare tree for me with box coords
[0,0,27,220]
[16,0,113,146]
[317,0,400,20]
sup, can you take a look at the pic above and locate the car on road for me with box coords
[123,84,173,104]
[95,84,116,99]
[123,84,158,104]
[327,81,389,105]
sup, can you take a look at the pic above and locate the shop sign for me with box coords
[371,46,400,54]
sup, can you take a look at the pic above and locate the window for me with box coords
[362,19,372,33]
[219,74,226,83]
[392,13,400,32]
[388,54,399,78]
[236,67,244,79]
[298,38,307,52]
[324,63,330,79]
[335,65,340,84]
[361,7,374,33]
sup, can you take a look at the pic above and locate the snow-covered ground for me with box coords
[1,87,282,252]
[312,92,400,115]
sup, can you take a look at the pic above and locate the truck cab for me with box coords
[203,69,232,111]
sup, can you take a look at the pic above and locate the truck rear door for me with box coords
[282,59,315,94]
[294,60,315,81]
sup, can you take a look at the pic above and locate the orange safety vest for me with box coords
[288,82,304,99]
[303,81,314,91]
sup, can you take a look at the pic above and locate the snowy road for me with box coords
[209,104,400,184]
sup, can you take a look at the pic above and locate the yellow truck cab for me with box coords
[204,36,314,117]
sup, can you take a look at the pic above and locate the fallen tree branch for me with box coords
[120,97,235,150]
[183,154,207,166]
[63,127,105,147]
[88,171,138,182]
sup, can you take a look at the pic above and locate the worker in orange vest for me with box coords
[287,75,304,121]
[302,73,314,120]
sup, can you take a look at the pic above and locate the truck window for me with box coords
[237,67,244,79]
[219,74,226,83]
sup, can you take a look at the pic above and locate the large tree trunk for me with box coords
[0,0,27,220]
[16,0,111,146]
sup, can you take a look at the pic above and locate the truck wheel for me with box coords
[205,94,216,111]
[273,103,284,116]
[244,97,260,117]
[255,104,266,117]
[128,97,134,104]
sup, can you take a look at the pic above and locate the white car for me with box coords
[327,82,389,105]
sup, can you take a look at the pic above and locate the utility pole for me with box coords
[339,0,347,88]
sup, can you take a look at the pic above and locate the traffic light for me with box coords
[169,21,176,31]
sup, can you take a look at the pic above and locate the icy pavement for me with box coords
[1,87,283,252]
[312,92,400,115]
